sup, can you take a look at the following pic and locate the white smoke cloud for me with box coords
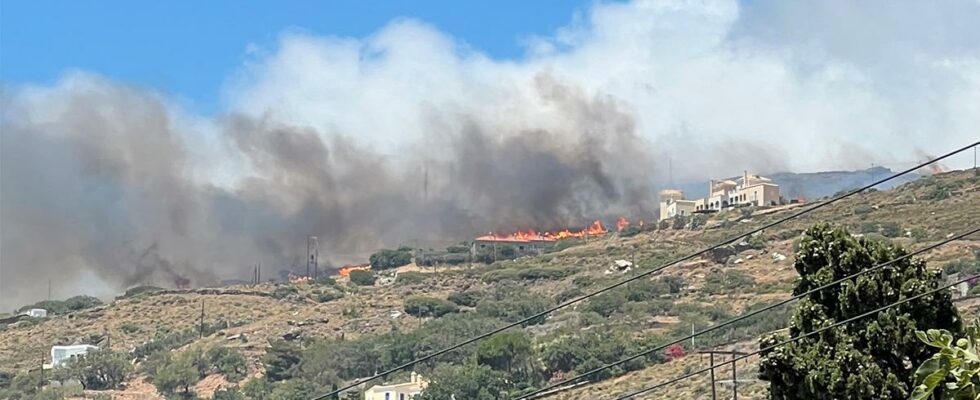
[228,0,980,177]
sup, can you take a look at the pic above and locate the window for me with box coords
[385,393,390,400]
[400,394,406,400]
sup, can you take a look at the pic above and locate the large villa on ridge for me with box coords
[659,171,781,222]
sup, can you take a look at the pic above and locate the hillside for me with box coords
[1,169,978,399]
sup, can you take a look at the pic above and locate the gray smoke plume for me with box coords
[0,73,654,309]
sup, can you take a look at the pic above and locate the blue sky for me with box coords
[1,0,594,113]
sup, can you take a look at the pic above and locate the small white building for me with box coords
[364,372,427,400]
[51,345,98,367]
[25,308,47,318]
[659,190,697,221]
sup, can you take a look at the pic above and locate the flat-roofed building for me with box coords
[364,372,427,400]
[51,345,98,367]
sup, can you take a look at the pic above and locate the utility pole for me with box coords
[47,279,51,300]
[308,236,319,279]
[199,300,205,338]
[698,349,747,400]
[39,350,44,389]
[708,352,717,400]
[732,351,738,400]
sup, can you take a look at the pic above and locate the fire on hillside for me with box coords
[476,217,644,243]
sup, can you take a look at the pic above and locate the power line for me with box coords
[613,273,979,400]
[312,141,978,399]
[519,226,979,399]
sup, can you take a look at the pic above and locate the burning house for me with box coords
[470,220,610,259]
[471,232,556,257]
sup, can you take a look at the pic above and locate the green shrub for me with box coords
[858,222,879,234]
[924,185,951,200]
[586,291,626,317]
[348,270,376,286]
[314,276,337,286]
[369,249,413,270]
[690,214,708,229]
[447,291,481,307]
[213,388,244,400]
[403,297,458,318]
[272,286,298,299]
[263,340,301,382]
[555,288,585,304]
[120,323,140,334]
[315,291,344,303]
[909,227,928,241]
[481,268,522,283]
[446,245,470,254]
[62,349,132,390]
[853,204,874,215]
[518,267,577,281]
[880,221,903,238]
[476,294,551,325]
[540,329,660,378]
[121,285,164,298]
[395,272,427,285]
[619,226,642,237]
[943,259,979,275]
[206,346,248,382]
[547,238,584,253]
[671,215,689,230]
[572,275,594,287]
[152,351,200,395]
[483,267,576,282]
[746,234,767,250]
[702,269,756,295]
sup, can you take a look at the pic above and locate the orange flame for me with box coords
[616,216,629,231]
[477,220,610,242]
[543,220,608,240]
[339,263,371,277]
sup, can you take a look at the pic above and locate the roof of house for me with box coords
[473,235,555,243]
[365,381,425,392]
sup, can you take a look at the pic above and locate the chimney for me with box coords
[411,371,418,383]
[743,170,749,186]
[708,179,713,196]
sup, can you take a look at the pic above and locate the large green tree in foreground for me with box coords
[759,224,962,399]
